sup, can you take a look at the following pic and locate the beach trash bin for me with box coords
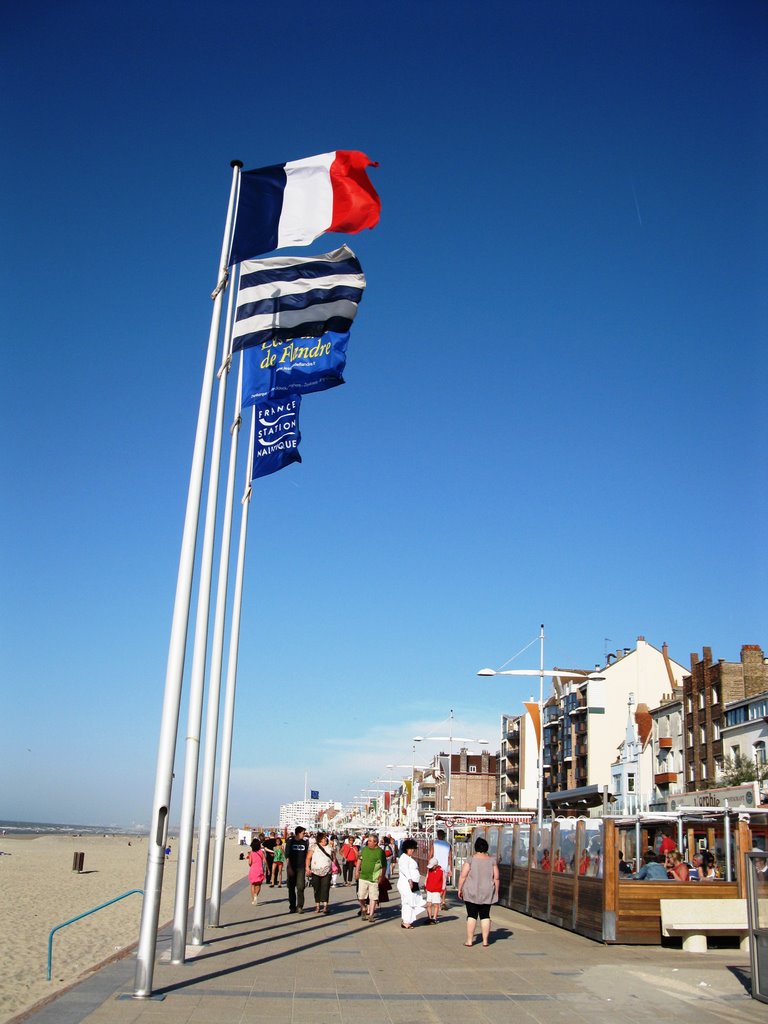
[72,851,85,872]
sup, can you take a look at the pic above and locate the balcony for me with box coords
[654,772,678,785]
[658,737,673,749]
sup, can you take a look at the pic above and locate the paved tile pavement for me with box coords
[15,878,762,1024]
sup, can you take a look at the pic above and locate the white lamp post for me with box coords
[478,625,603,829]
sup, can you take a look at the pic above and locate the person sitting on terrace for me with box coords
[539,848,551,871]
[553,849,566,873]
[666,850,689,882]
[701,851,719,880]
[631,852,669,881]
[688,853,703,881]
[618,850,633,875]
[578,848,591,875]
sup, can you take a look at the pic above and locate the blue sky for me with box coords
[2,1,766,828]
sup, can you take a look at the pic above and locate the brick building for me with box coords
[434,748,497,813]
[683,644,768,790]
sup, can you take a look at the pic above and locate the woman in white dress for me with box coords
[397,838,427,928]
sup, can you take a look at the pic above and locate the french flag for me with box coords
[228,150,380,266]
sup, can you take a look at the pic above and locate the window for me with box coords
[755,741,767,765]
[700,761,707,780]
[700,725,706,744]
[627,774,635,793]
[468,765,477,773]
[712,686,719,705]
[688,766,695,782]
[686,696,692,715]
[730,744,741,760]
[713,722,720,740]
[687,729,693,747]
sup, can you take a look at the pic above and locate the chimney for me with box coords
[459,747,468,773]
[481,750,489,774]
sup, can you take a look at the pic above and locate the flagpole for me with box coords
[208,407,256,927]
[190,330,243,948]
[170,258,239,964]
[133,160,242,999]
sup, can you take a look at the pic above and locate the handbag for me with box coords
[410,880,420,893]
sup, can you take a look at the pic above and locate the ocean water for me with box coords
[0,819,146,837]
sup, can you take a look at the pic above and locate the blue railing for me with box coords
[47,889,144,981]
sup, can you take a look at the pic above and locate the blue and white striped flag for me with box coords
[232,244,366,353]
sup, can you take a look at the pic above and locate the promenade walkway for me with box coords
[17,877,761,1024]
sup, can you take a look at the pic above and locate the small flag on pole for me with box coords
[311,790,319,800]
[232,245,365,354]
[229,151,380,265]
[251,396,302,480]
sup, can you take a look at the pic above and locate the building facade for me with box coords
[542,637,688,810]
[499,712,538,812]
[683,644,768,790]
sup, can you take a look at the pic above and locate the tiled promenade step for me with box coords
[16,879,761,1024]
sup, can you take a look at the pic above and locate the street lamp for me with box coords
[417,711,489,812]
[478,624,603,829]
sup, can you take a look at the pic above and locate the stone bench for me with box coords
[659,898,749,952]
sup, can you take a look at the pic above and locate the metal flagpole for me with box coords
[538,623,544,830]
[133,160,242,998]
[208,407,256,927]
[170,259,239,964]
[190,324,244,947]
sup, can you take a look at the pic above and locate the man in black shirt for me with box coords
[263,832,277,885]
[285,826,309,913]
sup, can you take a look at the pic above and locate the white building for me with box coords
[545,637,688,812]
[278,799,340,831]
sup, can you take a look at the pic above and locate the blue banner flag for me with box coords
[242,330,349,406]
[232,245,365,353]
[251,396,302,480]
[311,790,319,800]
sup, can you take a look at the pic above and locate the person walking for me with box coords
[429,828,452,908]
[341,836,358,885]
[247,838,267,905]
[424,856,444,923]
[397,838,426,928]
[355,834,387,922]
[285,826,310,913]
[271,837,285,886]
[457,836,499,947]
[308,831,334,913]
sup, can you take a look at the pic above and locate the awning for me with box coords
[546,784,615,810]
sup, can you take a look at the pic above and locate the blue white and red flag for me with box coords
[229,150,380,266]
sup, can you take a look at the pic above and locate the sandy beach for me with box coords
[0,833,246,1024]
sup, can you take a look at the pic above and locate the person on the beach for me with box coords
[457,836,499,947]
[285,826,309,913]
[271,837,285,886]
[247,838,267,905]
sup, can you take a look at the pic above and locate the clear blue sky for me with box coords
[2,1,765,828]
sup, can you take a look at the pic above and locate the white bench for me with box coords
[659,898,749,952]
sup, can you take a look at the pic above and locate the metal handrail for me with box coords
[47,889,143,981]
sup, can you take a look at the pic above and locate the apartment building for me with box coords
[683,644,768,790]
[542,637,688,809]
[499,711,538,811]
[649,689,685,806]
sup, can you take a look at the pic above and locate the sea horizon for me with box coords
[0,818,148,837]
